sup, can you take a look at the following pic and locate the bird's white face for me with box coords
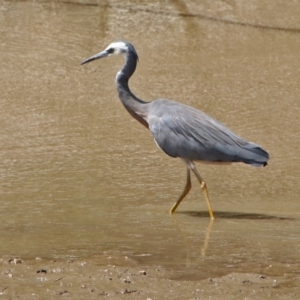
[105,41,128,55]
[81,41,131,65]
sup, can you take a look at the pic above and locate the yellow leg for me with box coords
[170,168,191,214]
[191,165,215,220]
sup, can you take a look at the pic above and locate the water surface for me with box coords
[0,0,299,280]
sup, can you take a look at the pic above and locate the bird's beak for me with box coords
[81,50,109,65]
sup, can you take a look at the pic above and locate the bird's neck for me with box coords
[115,53,149,128]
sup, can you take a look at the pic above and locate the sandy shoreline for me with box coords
[1,256,298,299]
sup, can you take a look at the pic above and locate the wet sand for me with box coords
[1,256,299,299]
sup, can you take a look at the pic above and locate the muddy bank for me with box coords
[1,256,299,299]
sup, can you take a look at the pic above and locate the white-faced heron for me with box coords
[81,41,269,220]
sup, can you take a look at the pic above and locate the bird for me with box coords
[81,41,269,220]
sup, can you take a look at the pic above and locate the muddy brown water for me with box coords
[0,0,299,282]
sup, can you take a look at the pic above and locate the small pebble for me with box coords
[9,258,22,264]
[58,290,68,295]
[99,292,108,296]
[139,270,147,275]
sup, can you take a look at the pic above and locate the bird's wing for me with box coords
[147,99,268,165]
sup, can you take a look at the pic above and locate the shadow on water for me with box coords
[176,211,293,220]
[167,211,296,268]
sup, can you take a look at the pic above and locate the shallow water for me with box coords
[0,0,299,280]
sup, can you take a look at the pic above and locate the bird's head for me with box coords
[81,41,138,65]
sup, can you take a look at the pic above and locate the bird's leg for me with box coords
[191,165,215,220]
[169,168,191,214]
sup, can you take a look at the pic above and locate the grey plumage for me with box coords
[147,99,268,166]
[81,40,269,220]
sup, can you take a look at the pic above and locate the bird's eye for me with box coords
[107,48,114,54]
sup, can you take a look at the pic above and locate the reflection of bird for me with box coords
[81,41,269,220]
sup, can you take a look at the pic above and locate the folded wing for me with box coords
[147,99,269,166]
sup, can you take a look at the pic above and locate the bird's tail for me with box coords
[240,142,269,167]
